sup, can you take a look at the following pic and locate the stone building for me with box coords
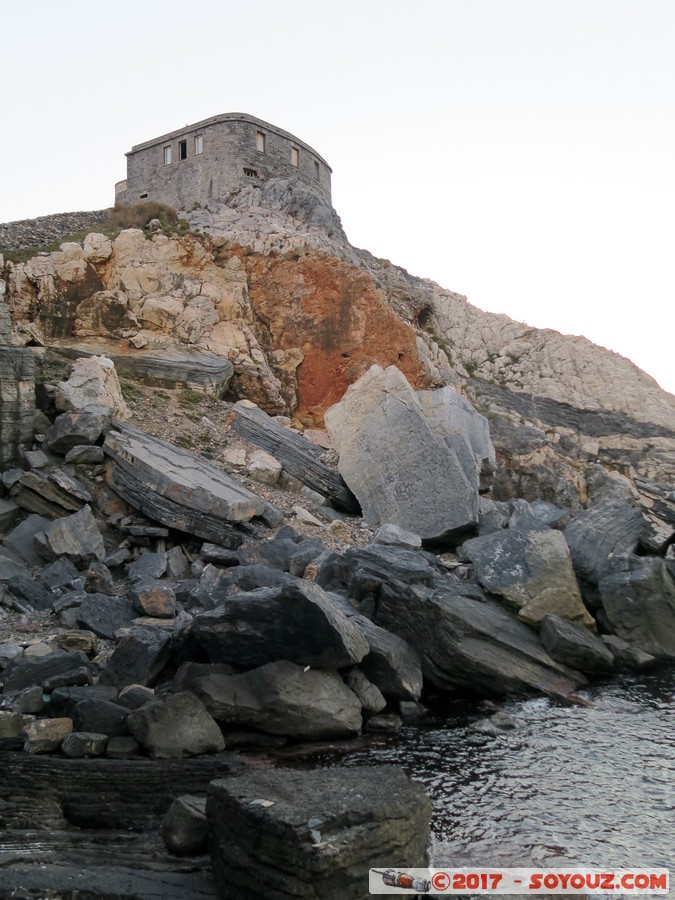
[115,113,332,211]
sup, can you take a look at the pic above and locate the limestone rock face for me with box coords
[325,365,479,541]
[244,252,431,425]
[54,355,129,419]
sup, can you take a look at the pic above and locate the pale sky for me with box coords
[3,0,674,396]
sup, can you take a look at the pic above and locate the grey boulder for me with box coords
[194,660,363,740]
[126,691,225,759]
[191,580,369,669]
[375,578,585,699]
[539,615,614,674]
[461,523,594,627]
[599,555,675,660]
[325,365,479,541]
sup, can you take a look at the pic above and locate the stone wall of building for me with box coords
[116,113,332,211]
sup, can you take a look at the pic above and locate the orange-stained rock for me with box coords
[245,253,432,426]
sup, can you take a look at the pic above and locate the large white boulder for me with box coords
[325,365,479,541]
[55,355,129,419]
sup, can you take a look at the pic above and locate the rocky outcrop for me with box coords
[374,579,585,699]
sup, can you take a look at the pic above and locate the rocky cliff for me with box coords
[2,175,675,501]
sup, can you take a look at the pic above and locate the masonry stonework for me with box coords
[115,113,332,211]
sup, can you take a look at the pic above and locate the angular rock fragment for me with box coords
[34,505,106,567]
[599,555,675,660]
[61,731,108,758]
[325,365,479,540]
[194,660,363,740]
[161,795,209,856]
[98,626,173,689]
[43,406,112,454]
[564,501,644,585]
[232,402,359,512]
[353,614,424,702]
[72,698,130,737]
[23,717,73,754]
[129,581,176,618]
[54,355,129,419]
[343,668,387,715]
[191,580,369,669]
[417,384,497,491]
[127,551,168,583]
[126,691,225,759]
[540,615,614,674]
[76,593,135,639]
[1,649,88,693]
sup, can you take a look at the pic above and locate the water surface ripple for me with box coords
[331,669,674,873]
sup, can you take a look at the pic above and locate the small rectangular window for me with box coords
[314,160,320,179]
[163,145,173,166]
[179,139,187,160]
[291,146,299,167]
[194,134,204,154]
[256,131,266,152]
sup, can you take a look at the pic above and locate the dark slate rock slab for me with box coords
[72,698,130,736]
[1,649,88,694]
[5,574,55,611]
[34,505,106,566]
[43,406,112,454]
[540,615,614,674]
[232,402,359,513]
[353,614,424,702]
[98,626,173,689]
[76,593,135,639]
[161,795,208,857]
[191,580,369,669]
[564,501,645,585]
[126,692,225,759]
[103,422,264,546]
[336,544,438,601]
[375,578,585,699]
[48,684,119,717]
[2,513,51,566]
[207,766,430,900]
[599,555,675,661]
[128,551,168,583]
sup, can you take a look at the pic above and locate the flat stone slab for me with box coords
[48,343,234,397]
[207,766,431,900]
[103,422,265,545]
